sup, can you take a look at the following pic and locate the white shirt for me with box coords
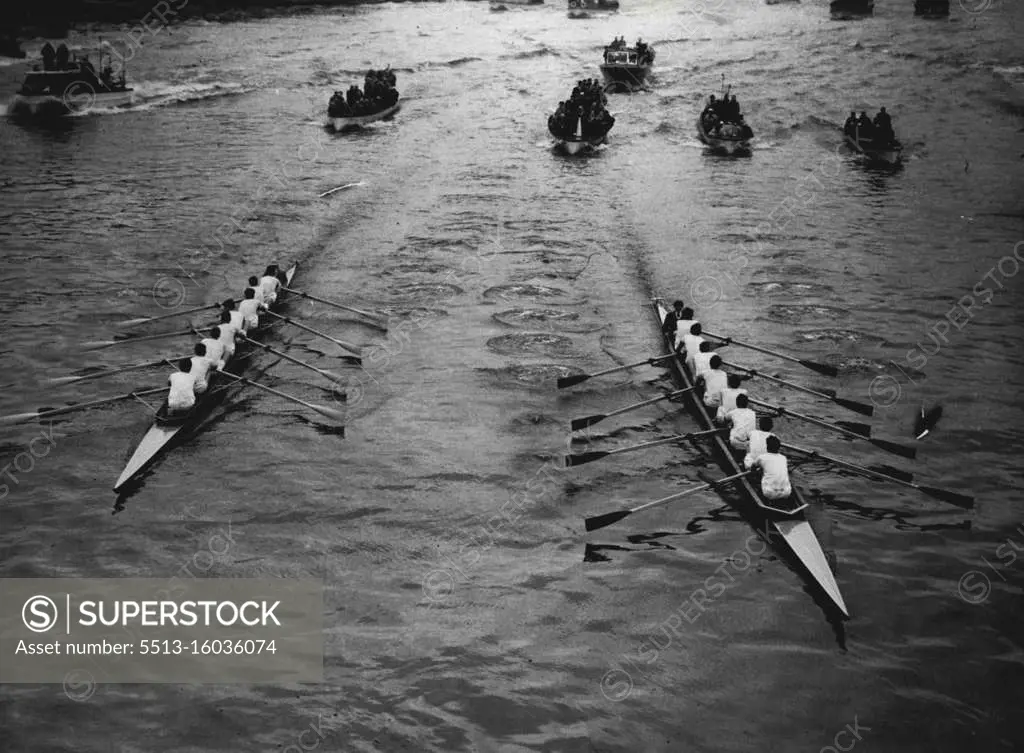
[743,429,772,469]
[250,285,266,307]
[674,319,696,350]
[226,309,246,332]
[726,407,757,450]
[238,298,261,330]
[693,351,715,379]
[716,387,748,421]
[259,275,280,305]
[701,369,728,407]
[683,334,705,372]
[189,355,212,392]
[200,337,226,370]
[218,323,238,359]
[168,371,196,411]
[754,452,792,500]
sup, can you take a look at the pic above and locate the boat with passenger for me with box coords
[9,42,133,117]
[696,89,754,155]
[914,0,949,17]
[568,0,619,18]
[829,0,873,19]
[599,37,654,93]
[548,78,615,155]
[842,108,902,165]
[328,68,400,132]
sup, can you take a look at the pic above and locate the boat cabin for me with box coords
[603,49,641,66]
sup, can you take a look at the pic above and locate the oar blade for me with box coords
[834,396,875,417]
[571,414,605,431]
[585,509,631,532]
[557,373,589,389]
[44,375,82,386]
[919,485,974,509]
[0,412,40,426]
[82,340,117,351]
[116,317,153,328]
[837,421,872,437]
[799,359,839,377]
[310,404,346,423]
[566,451,609,467]
[870,436,917,460]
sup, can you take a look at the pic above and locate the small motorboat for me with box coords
[328,68,400,132]
[829,0,874,18]
[568,0,619,17]
[549,83,615,155]
[9,42,133,117]
[599,41,654,93]
[914,0,949,17]
[696,91,753,155]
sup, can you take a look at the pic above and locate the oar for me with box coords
[783,442,973,509]
[264,312,363,359]
[0,387,165,426]
[220,371,345,422]
[571,387,696,431]
[45,356,190,386]
[117,303,220,328]
[281,286,387,328]
[585,470,752,532]
[557,354,673,389]
[567,428,725,467]
[749,398,916,459]
[720,360,873,416]
[82,327,198,351]
[702,331,837,377]
[238,335,345,384]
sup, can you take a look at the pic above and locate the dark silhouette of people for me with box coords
[41,42,56,71]
[873,107,893,142]
[55,43,70,70]
[843,111,857,136]
[856,111,874,139]
[328,68,399,119]
[549,78,614,141]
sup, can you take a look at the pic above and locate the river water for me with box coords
[1,1,1023,751]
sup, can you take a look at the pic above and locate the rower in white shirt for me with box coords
[673,307,697,352]
[188,343,214,395]
[199,327,227,371]
[724,393,757,452]
[221,299,246,334]
[259,264,281,306]
[750,435,792,500]
[716,374,748,422]
[681,323,705,372]
[743,416,776,470]
[237,288,264,331]
[167,358,197,415]
[692,341,716,379]
[247,276,267,307]
[218,311,239,360]
[698,356,728,409]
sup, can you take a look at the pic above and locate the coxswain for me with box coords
[237,288,263,331]
[259,265,281,306]
[724,393,757,452]
[692,341,716,379]
[750,435,791,500]
[715,373,748,422]
[698,356,728,409]
[167,358,197,415]
[200,327,227,371]
[873,107,893,141]
[217,311,239,360]
[743,416,775,470]
[189,343,214,395]
[661,299,686,339]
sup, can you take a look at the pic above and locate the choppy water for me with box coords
[1,1,1023,751]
